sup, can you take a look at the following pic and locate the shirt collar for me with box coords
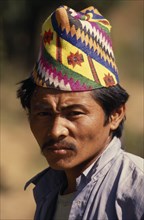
[75,137,122,190]
[83,137,121,177]
[83,161,96,176]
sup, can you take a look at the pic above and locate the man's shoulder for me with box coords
[115,150,144,197]
[122,151,144,174]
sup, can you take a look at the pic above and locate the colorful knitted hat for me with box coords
[32,5,119,91]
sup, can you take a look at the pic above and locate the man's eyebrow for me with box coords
[33,103,52,109]
[61,104,88,111]
[32,103,89,112]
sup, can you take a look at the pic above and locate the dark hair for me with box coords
[17,77,36,110]
[91,85,129,138]
[17,77,129,138]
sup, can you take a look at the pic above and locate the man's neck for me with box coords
[63,138,113,195]
[63,158,98,194]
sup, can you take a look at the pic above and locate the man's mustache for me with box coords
[41,139,77,152]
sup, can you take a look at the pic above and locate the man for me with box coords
[17,5,144,220]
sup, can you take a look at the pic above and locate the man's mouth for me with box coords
[41,141,76,155]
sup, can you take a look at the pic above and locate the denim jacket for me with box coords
[25,137,144,220]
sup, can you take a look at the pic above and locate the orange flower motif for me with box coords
[103,73,115,87]
[67,51,84,68]
[43,29,53,45]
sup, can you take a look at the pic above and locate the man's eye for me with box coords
[37,112,52,116]
[68,111,83,117]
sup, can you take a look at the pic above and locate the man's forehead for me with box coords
[33,87,92,97]
[31,87,94,106]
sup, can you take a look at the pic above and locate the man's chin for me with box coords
[45,157,75,171]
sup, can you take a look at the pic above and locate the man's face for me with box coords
[30,87,113,172]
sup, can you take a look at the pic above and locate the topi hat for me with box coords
[32,5,119,91]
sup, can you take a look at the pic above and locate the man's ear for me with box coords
[110,105,126,131]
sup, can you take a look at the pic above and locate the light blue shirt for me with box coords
[25,137,144,220]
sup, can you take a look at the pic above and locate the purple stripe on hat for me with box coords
[51,13,119,82]
[71,80,87,91]
[90,22,112,47]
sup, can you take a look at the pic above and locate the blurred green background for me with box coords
[1,0,143,219]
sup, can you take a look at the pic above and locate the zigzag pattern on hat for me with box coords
[32,5,120,90]
[32,46,101,91]
[57,7,112,52]
[55,8,114,59]
[52,6,118,79]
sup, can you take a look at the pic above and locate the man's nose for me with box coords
[49,116,69,140]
